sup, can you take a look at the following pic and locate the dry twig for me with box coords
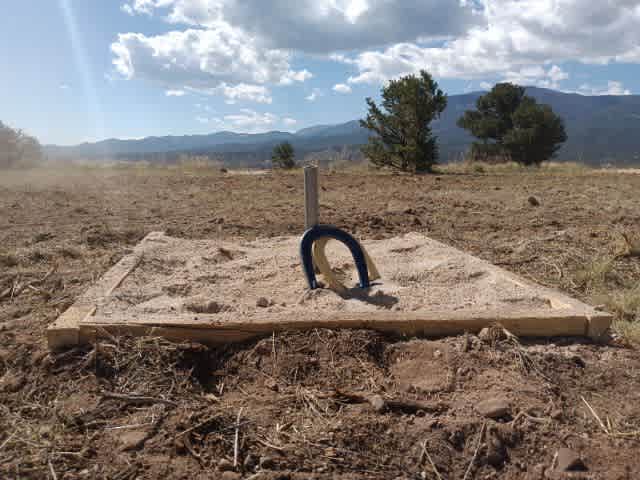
[233,407,244,468]
[101,391,177,407]
[462,422,486,480]
[420,440,443,480]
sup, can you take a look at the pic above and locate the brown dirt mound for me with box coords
[3,329,639,479]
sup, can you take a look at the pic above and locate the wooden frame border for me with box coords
[47,232,613,350]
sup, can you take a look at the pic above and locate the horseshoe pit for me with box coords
[47,229,611,350]
[48,165,611,350]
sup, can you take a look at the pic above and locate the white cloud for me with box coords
[574,81,632,96]
[194,109,296,132]
[117,0,640,96]
[305,88,323,101]
[344,1,640,85]
[223,109,278,131]
[165,89,186,96]
[121,0,480,53]
[122,0,163,16]
[479,81,492,90]
[111,24,310,100]
[502,65,569,89]
[333,83,352,94]
[207,83,273,104]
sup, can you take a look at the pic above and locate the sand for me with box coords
[97,232,556,322]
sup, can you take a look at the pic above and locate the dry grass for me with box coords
[0,252,18,268]
[574,256,617,292]
[437,159,590,176]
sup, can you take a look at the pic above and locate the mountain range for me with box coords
[45,87,640,166]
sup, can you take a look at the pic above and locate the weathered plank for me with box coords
[76,309,611,346]
[47,231,613,350]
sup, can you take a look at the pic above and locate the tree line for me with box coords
[361,71,567,172]
[0,121,42,168]
[273,70,567,172]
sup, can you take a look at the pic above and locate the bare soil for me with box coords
[1,166,640,479]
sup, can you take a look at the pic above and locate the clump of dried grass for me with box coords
[0,252,19,268]
[600,287,640,344]
[574,256,617,293]
[83,336,210,399]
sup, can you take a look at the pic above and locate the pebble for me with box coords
[220,472,241,480]
[476,398,511,419]
[259,455,276,469]
[486,436,507,467]
[478,326,507,343]
[118,430,148,451]
[256,297,270,308]
[369,394,386,413]
[556,448,587,471]
[243,453,258,470]
[528,195,541,206]
[185,298,222,314]
[218,458,234,472]
[0,371,25,393]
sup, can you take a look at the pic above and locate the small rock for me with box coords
[118,430,148,451]
[243,453,258,470]
[0,372,25,393]
[476,398,511,419]
[220,472,241,480]
[486,435,507,467]
[556,448,587,472]
[265,378,279,392]
[478,326,507,344]
[259,455,276,469]
[256,297,270,308]
[550,409,563,420]
[369,394,386,413]
[527,196,540,207]
[185,297,223,314]
[386,200,413,214]
[218,458,234,472]
[173,436,187,454]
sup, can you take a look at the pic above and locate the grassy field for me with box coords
[1,164,639,479]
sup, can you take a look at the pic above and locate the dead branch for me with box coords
[333,389,448,414]
[233,407,243,468]
[462,422,486,480]
[0,266,56,300]
[620,231,640,257]
[420,440,443,480]
[101,391,177,407]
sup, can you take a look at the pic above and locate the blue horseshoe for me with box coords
[300,224,370,290]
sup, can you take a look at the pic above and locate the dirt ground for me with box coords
[1,165,640,479]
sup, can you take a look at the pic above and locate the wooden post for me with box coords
[304,165,319,230]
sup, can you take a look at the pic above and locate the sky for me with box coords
[2,1,640,145]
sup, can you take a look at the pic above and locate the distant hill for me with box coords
[45,87,640,166]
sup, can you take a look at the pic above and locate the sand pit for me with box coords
[48,231,612,349]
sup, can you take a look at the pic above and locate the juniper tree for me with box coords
[271,141,296,169]
[457,83,567,165]
[360,70,447,173]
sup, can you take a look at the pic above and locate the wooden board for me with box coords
[47,231,613,350]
